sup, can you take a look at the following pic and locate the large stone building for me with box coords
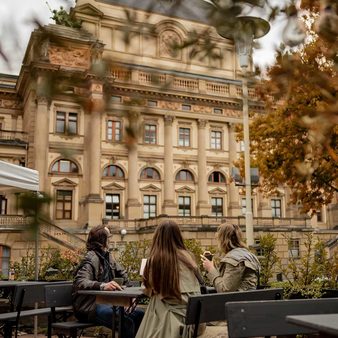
[0,0,336,277]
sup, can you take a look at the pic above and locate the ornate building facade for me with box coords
[0,0,336,275]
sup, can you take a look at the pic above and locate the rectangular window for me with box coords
[182,104,191,111]
[178,128,190,147]
[144,124,157,144]
[316,208,323,222]
[239,141,245,152]
[211,197,223,217]
[107,120,122,141]
[211,131,222,149]
[56,111,78,135]
[111,95,122,103]
[143,195,157,219]
[289,239,300,258]
[178,196,191,217]
[105,194,120,219]
[271,198,282,218]
[0,195,7,215]
[241,198,254,215]
[213,108,223,114]
[147,100,158,107]
[56,190,72,219]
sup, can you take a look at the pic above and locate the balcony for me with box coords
[104,215,312,235]
[0,130,28,146]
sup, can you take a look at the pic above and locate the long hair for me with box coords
[143,220,195,300]
[86,225,110,251]
[217,222,246,254]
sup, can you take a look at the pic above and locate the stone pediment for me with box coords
[140,184,161,192]
[52,178,77,187]
[102,182,125,191]
[175,186,195,193]
[209,187,227,195]
[74,4,104,17]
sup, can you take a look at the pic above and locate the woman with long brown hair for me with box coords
[136,220,205,338]
[201,222,260,292]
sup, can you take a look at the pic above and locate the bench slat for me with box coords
[226,297,338,337]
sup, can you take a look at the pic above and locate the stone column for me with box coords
[126,113,141,218]
[228,123,241,216]
[197,119,209,215]
[35,95,49,192]
[163,115,176,215]
[85,81,104,227]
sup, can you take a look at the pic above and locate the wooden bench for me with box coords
[226,297,338,337]
[44,283,96,338]
[184,288,283,338]
[0,282,72,338]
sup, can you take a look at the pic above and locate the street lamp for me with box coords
[200,0,270,246]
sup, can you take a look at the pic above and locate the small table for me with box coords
[78,287,146,338]
[286,313,338,337]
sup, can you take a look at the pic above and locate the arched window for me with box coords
[140,167,160,180]
[51,159,79,173]
[208,171,226,183]
[103,165,124,178]
[176,170,194,181]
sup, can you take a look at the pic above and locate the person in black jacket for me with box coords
[73,224,144,338]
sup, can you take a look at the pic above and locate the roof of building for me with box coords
[97,0,213,23]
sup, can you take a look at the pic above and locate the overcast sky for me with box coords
[0,0,283,75]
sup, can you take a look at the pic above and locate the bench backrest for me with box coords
[44,283,73,308]
[226,297,338,337]
[13,283,47,308]
[185,287,283,325]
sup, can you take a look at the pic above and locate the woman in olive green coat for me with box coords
[136,221,205,338]
[201,222,260,292]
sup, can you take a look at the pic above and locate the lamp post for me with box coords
[200,0,270,246]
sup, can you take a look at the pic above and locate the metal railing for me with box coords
[0,215,85,250]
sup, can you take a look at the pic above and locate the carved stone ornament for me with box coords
[224,109,241,118]
[49,46,90,68]
[0,99,20,109]
[39,39,50,61]
[160,101,180,110]
[36,96,49,105]
[198,119,207,128]
[194,105,212,114]
[159,30,181,59]
[164,115,174,126]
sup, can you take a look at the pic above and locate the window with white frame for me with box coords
[289,239,300,258]
[144,124,157,144]
[105,194,120,219]
[178,196,191,216]
[178,127,190,147]
[211,197,223,217]
[56,111,78,134]
[239,140,245,152]
[107,120,122,141]
[56,190,72,219]
[271,198,282,218]
[211,130,222,149]
[241,198,254,215]
[143,195,157,218]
